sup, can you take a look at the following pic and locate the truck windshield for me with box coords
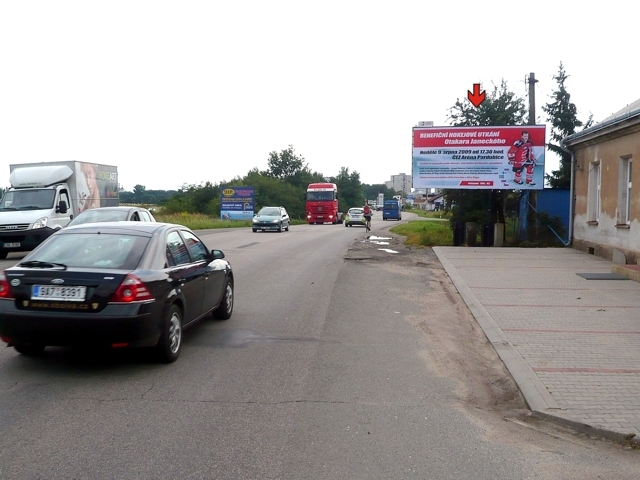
[307,191,335,201]
[0,189,56,210]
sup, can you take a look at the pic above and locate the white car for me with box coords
[344,207,365,227]
[67,206,156,227]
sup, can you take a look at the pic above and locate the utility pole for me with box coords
[528,72,537,125]
[518,72,538,243]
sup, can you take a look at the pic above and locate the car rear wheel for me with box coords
[14,344,46,356]
[155,305,182,363]
[214,277,234,320]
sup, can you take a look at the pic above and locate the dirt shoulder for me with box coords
[344,233,640,455]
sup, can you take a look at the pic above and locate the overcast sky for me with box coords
[0,1,635,191]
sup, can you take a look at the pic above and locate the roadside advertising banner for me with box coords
[220,186,254,220]
[412,125,546,190]
[76,162,119,212]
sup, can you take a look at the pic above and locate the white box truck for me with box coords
[377,193,384,211]
[0,161,118,258]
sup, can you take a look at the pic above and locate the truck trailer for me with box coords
[0,161,118,258]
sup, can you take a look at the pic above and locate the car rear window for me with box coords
[71,210,129,225]
[26,233,150,270]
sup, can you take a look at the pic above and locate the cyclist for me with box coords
[363,203,372,232]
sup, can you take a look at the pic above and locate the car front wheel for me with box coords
[214,277,234,320]
[155,305,182,363]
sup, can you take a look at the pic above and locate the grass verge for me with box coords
[154,212,309,230]
[389,219,453,247]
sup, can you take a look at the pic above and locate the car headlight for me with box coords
[252,218,258,223]
[32,216,48,229]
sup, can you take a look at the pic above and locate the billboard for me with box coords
[412,125,546,190]
[220,186,254,220]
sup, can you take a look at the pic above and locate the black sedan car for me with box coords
[0,222,233,363]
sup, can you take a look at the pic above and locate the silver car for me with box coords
[252,206,290,232]
[67,206,156,227]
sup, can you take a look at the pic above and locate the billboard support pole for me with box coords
[519,72,539,243]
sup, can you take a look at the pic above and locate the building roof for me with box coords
[601,98,640,122]
[563,97,640,147]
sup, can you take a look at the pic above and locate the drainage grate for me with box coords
[576,273,628,280]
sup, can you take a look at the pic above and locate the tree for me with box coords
[163,182,220,216]
[542,62,593,189]
[265,145,305,181]
[362,184,399,203]
[444,80,528,227]
[448,80,528,127]
[243,169,306,219]
[132,184,146,203]
[332,167,363,212]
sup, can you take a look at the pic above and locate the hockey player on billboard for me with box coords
[507,130,537,186]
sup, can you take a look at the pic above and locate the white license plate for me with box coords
[4,242,20,248]
[32,285,87,302]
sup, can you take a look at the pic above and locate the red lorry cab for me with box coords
[306,183,339,224]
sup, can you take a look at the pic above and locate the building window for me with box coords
[617,156,632,225]
[587,161,600,223]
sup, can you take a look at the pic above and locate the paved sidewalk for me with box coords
[433,246,640,442]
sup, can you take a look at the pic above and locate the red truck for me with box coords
[305,182,341,224]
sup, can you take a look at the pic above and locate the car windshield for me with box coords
[69,210,129,225]
[0,189,56,210]
[24,232,150,270]
[259,208,280,216]
[307,191,335,201]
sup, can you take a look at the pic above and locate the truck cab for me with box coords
[0,162,118,258]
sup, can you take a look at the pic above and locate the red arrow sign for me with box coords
[467,83,486,108]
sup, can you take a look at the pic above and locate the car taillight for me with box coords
[110,274,153,303]
[0,272,14,299]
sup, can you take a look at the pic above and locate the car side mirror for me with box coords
[57,200,68,214]
[211,249,225,260]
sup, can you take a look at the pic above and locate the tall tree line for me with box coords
[121,145,397,219]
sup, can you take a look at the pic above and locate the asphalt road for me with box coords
[1,213,639,479]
